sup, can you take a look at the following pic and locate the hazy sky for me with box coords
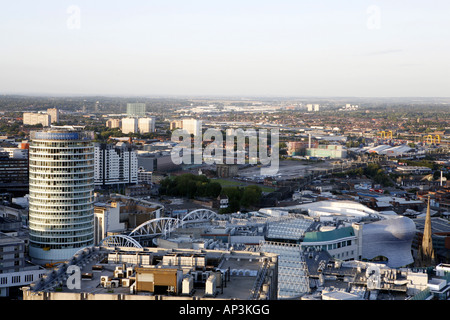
[1,0,450,97]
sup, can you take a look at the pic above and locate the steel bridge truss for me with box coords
[180,209,219,226]
[128,217,181,238]
[126,209,220,240]
[100,234,143,248]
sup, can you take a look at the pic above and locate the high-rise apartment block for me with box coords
[121,118,138,134]
[94,142,138,187]
[127,103,146,117]
[170,119,201,135]
[28,130,95,264]
[47,108,60,124]
[138,117,156,133]
[170,120,183,130]
[106,118,121,129]
[306,104,320,112]
[23,113,51,127]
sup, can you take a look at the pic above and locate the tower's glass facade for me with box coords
[28,130,95,264]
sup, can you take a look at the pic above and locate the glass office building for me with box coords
[28,130,95,264]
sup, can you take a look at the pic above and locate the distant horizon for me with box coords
[2,91,450,100]
[2,1,450,98]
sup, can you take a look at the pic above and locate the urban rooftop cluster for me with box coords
[0,97,449,301]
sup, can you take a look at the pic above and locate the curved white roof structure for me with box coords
[366,144,414,156]
[295,200,382,220]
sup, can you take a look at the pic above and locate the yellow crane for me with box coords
[425,135,440,144]
[379,130,393,139]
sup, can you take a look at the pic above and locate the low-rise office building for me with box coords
[0,232,47,297]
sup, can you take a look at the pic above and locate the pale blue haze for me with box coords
[1,1,449,96]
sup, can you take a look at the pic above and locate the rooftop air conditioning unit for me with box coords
[122,278,131,288]
[126,267,135,277]
[100,276,109,287]
[110,280,120,288]
[205,274,217,297]
[114,270,124,278]
[182,276,194,296]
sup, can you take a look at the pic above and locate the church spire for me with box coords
[420,196,435,266]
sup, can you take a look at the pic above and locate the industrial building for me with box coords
[306,145,347,159]
[396,166,433,175]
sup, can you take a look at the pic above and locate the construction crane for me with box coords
[424,135,440,145]
[379,130,393,140]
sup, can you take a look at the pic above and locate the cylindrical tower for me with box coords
[28,130,95,264]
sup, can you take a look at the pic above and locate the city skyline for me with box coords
[1,1,450,97]
[1,1,449,304]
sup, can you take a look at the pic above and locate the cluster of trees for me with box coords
[90,127,124,141]
[159,173,263,214]
[364,163,394,187]
[219,185,262,214]
[346,136,367,148]
[159,174,222,199]
[88,125,169,142]
[0,121,23,135]
[333,163,394,187]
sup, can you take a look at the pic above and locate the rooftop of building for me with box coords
[24,246,278,300]
[303,226,355,243]
[413,217,450,234]
[0,231,25,245]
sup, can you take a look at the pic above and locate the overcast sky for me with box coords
[1,0,450,97]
